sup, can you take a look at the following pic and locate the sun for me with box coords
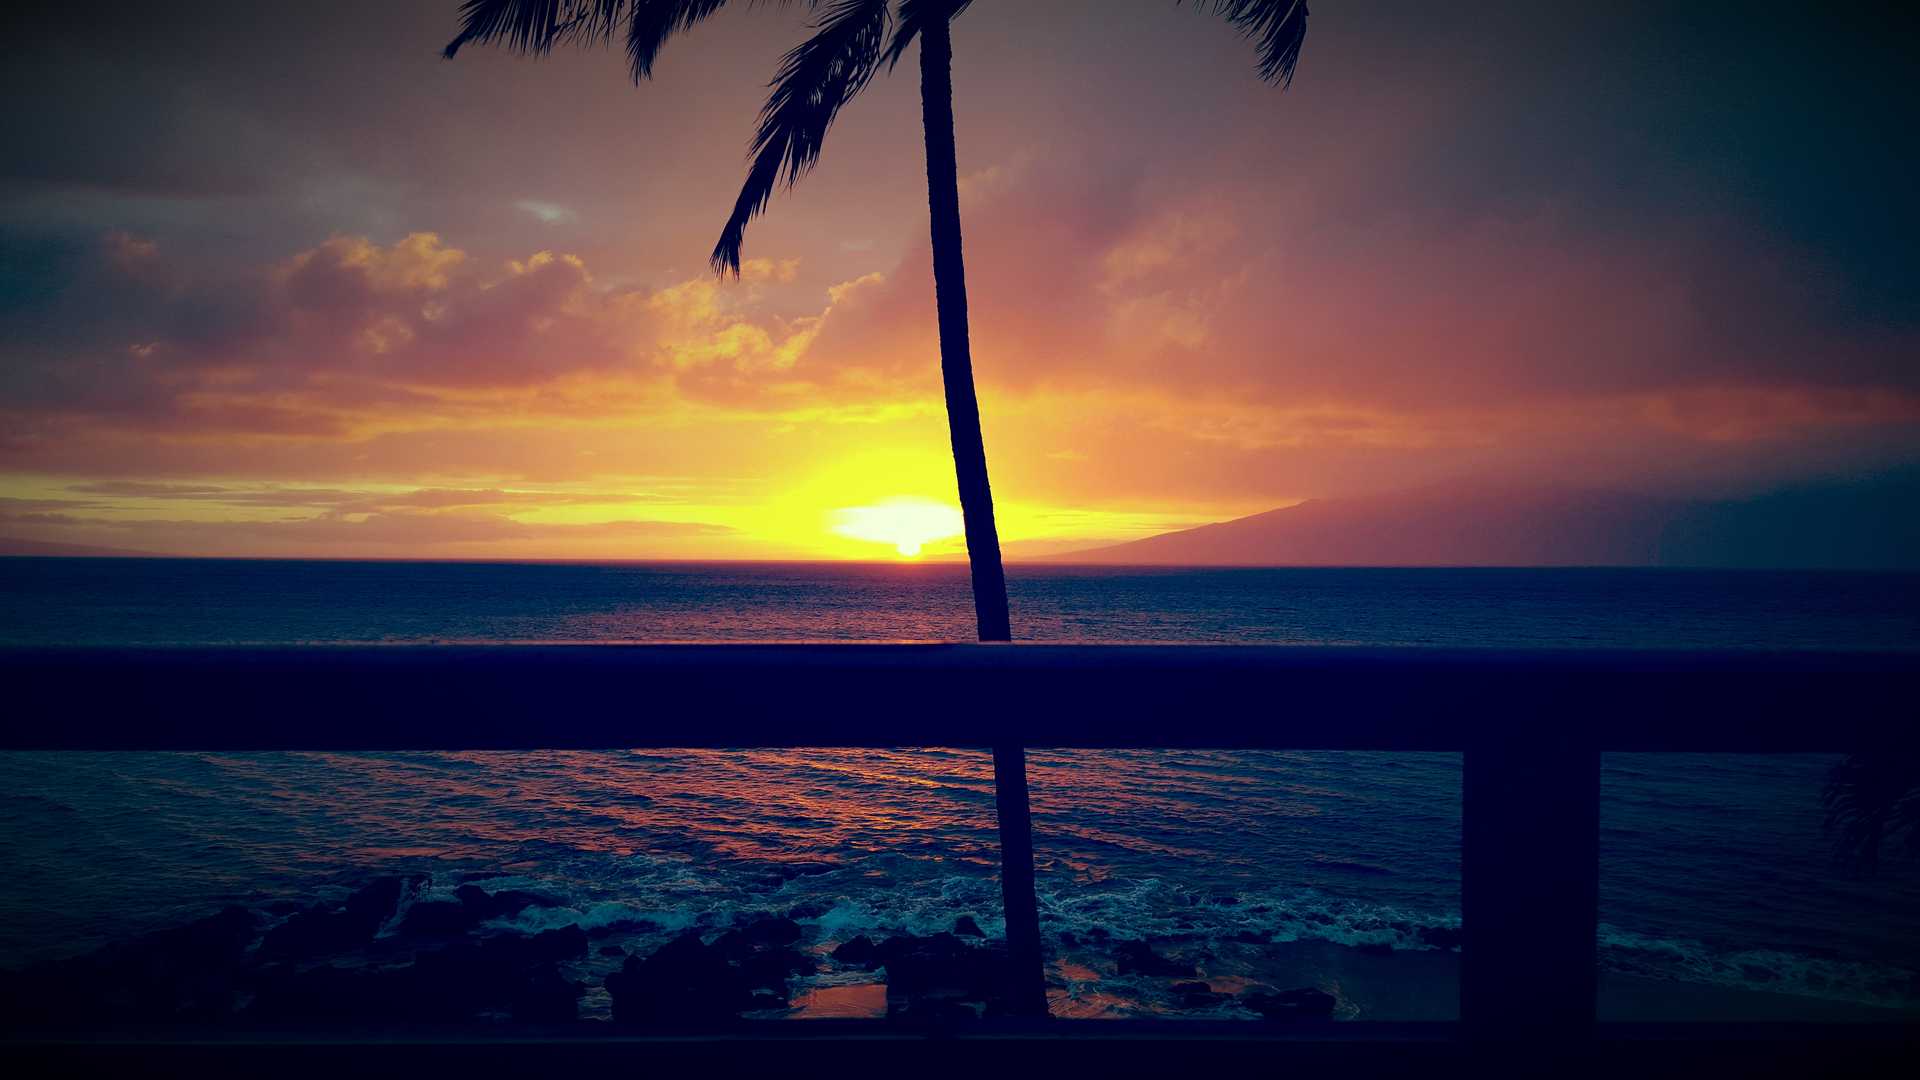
[830,497,965,559]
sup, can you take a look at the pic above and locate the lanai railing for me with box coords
[3,644,1915,1072]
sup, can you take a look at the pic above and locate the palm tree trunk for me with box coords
[917,14,1046,1019]
[917,23,1007,643]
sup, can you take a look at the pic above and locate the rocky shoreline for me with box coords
[0,876,1346,1030]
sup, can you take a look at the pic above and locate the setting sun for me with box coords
[829,497,965,558]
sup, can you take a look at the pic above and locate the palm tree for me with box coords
[1822,752,1920,875]
[445,0,1309,1017]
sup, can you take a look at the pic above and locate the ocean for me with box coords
[2,558,1918,1022]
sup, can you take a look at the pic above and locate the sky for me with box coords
[2,0,1917,560]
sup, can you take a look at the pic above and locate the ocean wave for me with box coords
[423,868,1920,1013]
[1038,877,1460,953]
[1598,923,1920,1011]
[0,793,80,818]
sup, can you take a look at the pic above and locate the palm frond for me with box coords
[711,0,891,275]
[628,1,740,80]
[446,1,807,83]
[882,0,972,71]
[444,0,626,59]
[1187,0,1310,86]
[1822,752,1920,875]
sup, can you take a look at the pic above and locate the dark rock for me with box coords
[401,925,589,974]
[396,899,469,939]
[248,952,567,1027]
[509,970,584,1024]
[247,965,403,1024]
[604,919,816,1019]
[396,885,570,941]
[786,901,829,920]
[0,906,259,1028]
[1056,931,1079,948]
[831,935,878,967]
[385,926,588,1023]
[260,907,365,962]
[1171,979,1228,1008]
[1230,929,1269,944]
[872,934,920,970]
[1113,940,1195,977]
[1417,925,1464,950]
[605,932,760,1026]
[702,926,814,983]
[833,930,1021,1014]
[1085,926,1111,942]
[1242,986,1336,1022]
[709,929,754,962]
[879,933,1008,1004]
[345,876,424,924]
[746,990,789,1011]
[519,925,590,965]
[18,886,583,1030]
[912,999,984,1024]
[952,916,985,938]
[740,916,802,947]
[738,947,815,991]
[598,945,628,958]
[261,876,423,961]
[454,885,554,923]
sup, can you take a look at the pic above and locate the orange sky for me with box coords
[3,2,1916,560]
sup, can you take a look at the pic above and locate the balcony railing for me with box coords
[3,644,1916,1072]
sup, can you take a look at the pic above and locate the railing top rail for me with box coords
[5,644,1912,752]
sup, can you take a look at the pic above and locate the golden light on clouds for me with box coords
[5,105,1915,565]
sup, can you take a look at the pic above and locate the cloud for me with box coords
[5,507,727,553]
[0,481,734,559]
[6,180,1919,513]
[515,200,578,225]
[62,481,674,512]
[2,0,1917,541]
[0,229,942,459]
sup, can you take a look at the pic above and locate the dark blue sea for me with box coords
[2,559,1917,1021]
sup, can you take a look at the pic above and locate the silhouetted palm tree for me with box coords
[445,0,1308,1017]
[1823,752,1920,875]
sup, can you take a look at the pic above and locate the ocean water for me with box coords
[2,558,1918,1021]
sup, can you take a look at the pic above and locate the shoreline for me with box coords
[6,883,1914,1029]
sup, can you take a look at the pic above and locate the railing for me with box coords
[4,644,1917,1071]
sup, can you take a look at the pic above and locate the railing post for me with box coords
[1461,740,1599,1039]
[991,743,1049,1018]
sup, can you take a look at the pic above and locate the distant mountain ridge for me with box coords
[1051,479,1920,569]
